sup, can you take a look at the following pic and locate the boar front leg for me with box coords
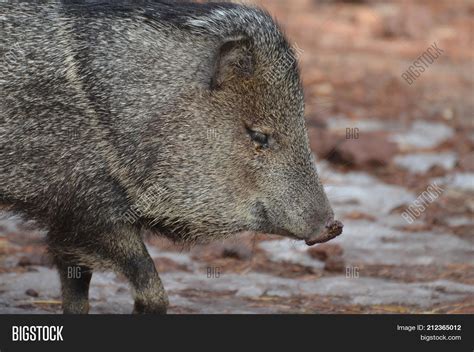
[52,227,168,314]
[98,227,169,314]
[56,261,93,314]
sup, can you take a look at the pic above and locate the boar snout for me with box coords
[305,218,344,246]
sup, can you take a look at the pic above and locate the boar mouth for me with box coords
[304,220,344,246]
[253,201,343,245]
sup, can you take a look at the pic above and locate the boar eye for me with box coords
[247,128,269,148]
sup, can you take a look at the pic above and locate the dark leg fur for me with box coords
[56,261,93,314]
[51,227,168,314]
[110,232,169,314]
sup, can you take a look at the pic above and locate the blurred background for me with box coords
[0,0,473,313]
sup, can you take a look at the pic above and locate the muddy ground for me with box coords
[0,0,473,313]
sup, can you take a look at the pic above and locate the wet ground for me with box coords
[0,0,473,313]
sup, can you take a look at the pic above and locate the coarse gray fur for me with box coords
[0,0,340,314]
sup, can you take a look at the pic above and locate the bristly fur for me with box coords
[0,0,334,313]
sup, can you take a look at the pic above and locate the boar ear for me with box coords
[210,36,254,90]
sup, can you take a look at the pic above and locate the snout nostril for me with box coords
[325,219,344,235]
[325,218,335,228]
[306,218,343,246]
